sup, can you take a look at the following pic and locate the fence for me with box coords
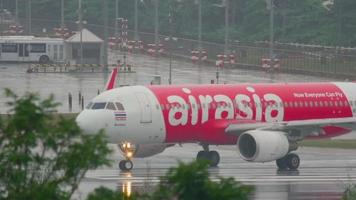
[10,18,356,78]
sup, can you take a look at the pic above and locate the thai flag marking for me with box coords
[115,111,127,120]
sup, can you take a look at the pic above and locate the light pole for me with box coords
[196,0,202,65]
[103,0,108,70]
[15,0,18,22]
[154,0,159,57]
[61,0,64,27]
[168,8,172,85]
[134,0,139,40]
[267,0,275,68]
[224,0,229,55]
[115,0,119,37]
[28,0,31,34]
[78,0,83,66]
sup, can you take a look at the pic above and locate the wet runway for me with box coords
[0,52,338,113]
[77,144,356,200]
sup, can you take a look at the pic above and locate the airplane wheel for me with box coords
[286,153,300,170]
[208,151,220,167]
[276,157,288,170]
[119,160,133,171]
[196,151,220,167]
[196,151,209,161]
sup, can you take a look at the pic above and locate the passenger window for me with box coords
[285,102,289,108]
[92,102,107,110]
[294,102,298,107]
[319,101,324,107]
[106,102,117,110]
[115,102,125,110]
[86,102,93,109]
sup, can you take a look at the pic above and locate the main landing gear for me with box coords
[196,144,220,167]
[276,153,300,170]
[118,142,135,171]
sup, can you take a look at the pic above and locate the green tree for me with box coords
[151,161,253,200]
[86,186,139,200]
[0,89,112,200]
[343,184,356,200]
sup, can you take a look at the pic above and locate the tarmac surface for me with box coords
[0,52,338,113]
[0,53,355,199]
[76,144,356,200]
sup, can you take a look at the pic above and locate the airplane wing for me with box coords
[225,117,356,138]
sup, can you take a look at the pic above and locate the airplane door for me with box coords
[24,44,29,57]
[135,93,152,123]
[19,44,24,57]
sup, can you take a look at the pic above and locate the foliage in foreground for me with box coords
[343,184,356,200]
[151,161,253,200]
[0,89,112,200]
[87,161,253,200]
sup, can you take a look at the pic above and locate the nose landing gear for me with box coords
[196,144,220,167]
[118,142,135,171]
[119,159,133,171]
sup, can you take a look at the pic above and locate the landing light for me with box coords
[126,151,133,158]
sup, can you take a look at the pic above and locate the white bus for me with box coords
[0,36,65,63]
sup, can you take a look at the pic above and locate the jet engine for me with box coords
[237,130,290,162]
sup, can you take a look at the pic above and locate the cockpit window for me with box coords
[92,102,107,109]
[86,102,93,109]
[116,102,125,110]
[106,102,117,110]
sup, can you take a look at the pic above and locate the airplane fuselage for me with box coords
[76,82,356,170]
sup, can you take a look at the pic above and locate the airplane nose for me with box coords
[76,110,100,135]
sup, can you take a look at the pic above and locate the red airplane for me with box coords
[76,70,356,171]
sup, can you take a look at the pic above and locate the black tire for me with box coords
[208,151,220,167]
[119,160,126,170]
[286,153,300,170]
[119,160,133,171]
[39,55,50,64]
[276,157,288,170]
[196,151,209,161]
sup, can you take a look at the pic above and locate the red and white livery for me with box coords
[76,81,356,171]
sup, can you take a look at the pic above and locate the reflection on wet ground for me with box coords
[0,54,351,199]
[77,144,356,200]
[0,52,338,113]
